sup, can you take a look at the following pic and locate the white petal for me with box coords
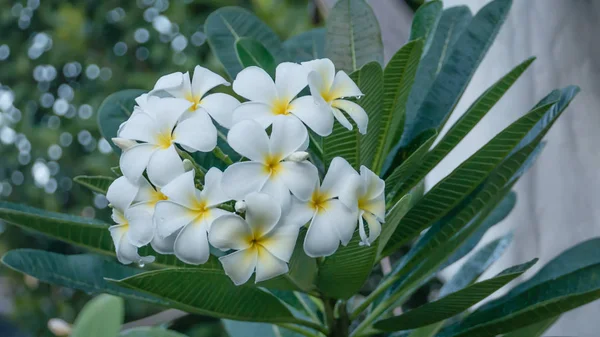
[174,220,210,265]
[173,110,217,152]
[288,96,334,136]
[106,176,139,212]
[303,199,357,257]
[332,107,353,131]
[362,192,386,221]
[118,112,158,143]
[245,192,282,238]
[321,157,360,198]
[152,97,192,132]
[260,176,291,214]
[232,66,277,103]
[153,72,185,96]
[255,247,289,283]
[360,166,385,201]
[111,208,127,225]
[360,211,382,245]
[200,93,239,129]
[154,201,196,238]
[219,247,258,286]
[201,168,230,206]
[120,143,156,184]
[151,229,179,254]
[221,162,269,201]
[287,197,316,227]
[110,226,155,265]
[134,177,158,202]
[280,161,319,201]
[191,65,229,98]
[260,222,299,262]
[125,205,154,246]
[269,116,308,159]
[274,62,308,102]
[204,208,231,231]
[147,145,185,188]
[208,214,252,251]
[160,170,197,208]
[331,70,363,98]
[332,99,368,134]
[232,102,275,128]
[301,58,335,92]
[227,120,270,161]
[307,71,330,107]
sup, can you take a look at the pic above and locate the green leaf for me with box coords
[1,249,167,305]
[283,28,325,63]
[71,294,124,337]
[0,201,204,269]
[120,327,189,337]
[409,1,443,55]
[323,62,383,169]
[223,320,306,337]
[377,194,412,258]
[381,98,559,257]
[325,0,383,73]
[440,233,513,297]
[401,0,512,147]
[235,38,276,76]
[403,6,472,153]
[438,262,600,337]
[502,316,559,337]
[384,129,437,199]
[98,89,145,154]
[374,259,536,331]
[205,7,287,79]
[371,40,424,174]
[74,175,115,195]
[316,229,378,300]
[405,322,445,337]
[394,57,535,196]
[112,269,296,324]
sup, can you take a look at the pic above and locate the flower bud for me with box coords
[285,151,309,162]
[47,318,72,336]
[183,159,194,172]
[235,200,247,213]
[112,137,137,151]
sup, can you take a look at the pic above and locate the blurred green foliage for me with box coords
[0,0,319,335]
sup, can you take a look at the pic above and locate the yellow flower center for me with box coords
[156,130,174,149]
[185,93,202,111]
[190,199,211,221]
[321,89,337,103]
[309,190,330,213]
[263,154,283,176]
[149,189,168,206]
[272,98,291,115]
[358,197,368,211]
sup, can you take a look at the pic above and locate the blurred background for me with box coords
[1,0,598,336]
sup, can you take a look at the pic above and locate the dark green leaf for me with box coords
[98,89,145,154]
[438,262,600,337]
[401,0,512,147]
[409,1,443,54]
[283,28,325,63]
[375,259,536,331]
[377,195,412,259]
[325,0,383,73]
[371,40,424,173]
[323,62,383,169]
[1,249,167,305]
[112,269,296,323]
[502,316,559,337]
[74,175,115,195]
[205,7,287,79]
[440,233,513,297]
[235,38,276,76]
[71,294,124,337]
[120,327,189,337]
[395,57,535,196]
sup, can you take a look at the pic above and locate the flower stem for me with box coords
[349,275,398,320]
[213,146,234,165]
[291,318,328,335]
[277,323,322,337]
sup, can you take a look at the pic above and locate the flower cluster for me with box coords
[105,59,385,285]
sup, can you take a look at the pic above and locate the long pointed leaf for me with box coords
[71,294,124,337]
[74,175,115,195]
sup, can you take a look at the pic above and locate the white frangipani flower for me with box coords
[289,157,360,257]
[209,192,299,285]
[152,65,240,129]
[118,96,212,186]
[340,166,386,246]
[221,117,318,209]
[302,58,368,134]
[154,168,231,265]
[106,176,155,265]
[232,63,333,136]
